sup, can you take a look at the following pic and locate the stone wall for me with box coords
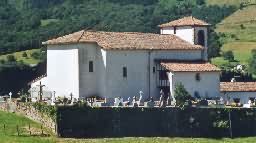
[0,101,56,134]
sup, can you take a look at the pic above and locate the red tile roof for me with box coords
[220,82,256,92]
[161,61,220,72]
[43,30,203,50]
[159,16,210,28]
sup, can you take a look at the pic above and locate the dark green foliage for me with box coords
[0,61,46,96]
[174,83,191,107]
[22,52,28,58]
[249,49,256,75]
[220,69,254,82]
[240,24,246,29]
[6,55,16,62]
[0,0,237,56]
[31,102,57,120]
[223,50,235,62]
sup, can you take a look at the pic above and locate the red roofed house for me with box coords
[220,82,256,104]
[30,16,221,101]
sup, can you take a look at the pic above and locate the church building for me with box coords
[31,16,221,101]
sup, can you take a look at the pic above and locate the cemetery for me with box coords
[2,85,256,138]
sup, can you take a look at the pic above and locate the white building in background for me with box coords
[220,82,256,104]
[31,16,221,101]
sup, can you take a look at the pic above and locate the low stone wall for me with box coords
[0,101,56,134]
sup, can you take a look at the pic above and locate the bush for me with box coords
[240,24,246,29]
[0,59,5,64]
[6,54,16,62]
[174,83,192,107]
[223,50,234,62]
[30,51,41,60]
[22,52,28,58]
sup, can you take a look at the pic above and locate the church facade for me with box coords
[31,16,221,100]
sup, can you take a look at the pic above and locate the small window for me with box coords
[153,67,156,73]
[195,73,201,81]
[89,61,93,72]
[123,67,127,78]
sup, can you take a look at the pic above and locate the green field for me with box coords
[208,0,256,67]
[2,110,256,143]
[0,49,41,65]
[0,110,55,143]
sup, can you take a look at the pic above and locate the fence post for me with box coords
[29,124,31,135]
[16,125,19,136]
[3,124,5,134]
[41,125,43,135]
[229,109,233,138]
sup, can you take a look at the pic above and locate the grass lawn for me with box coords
[211,57,229,67]
[0,49,41,65]
[216,5,256,42]
[221,42,256,64]
[2,110,256,143]
[0,110,55,143]
[208,3,256,67]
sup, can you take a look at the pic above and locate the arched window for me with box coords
[197,30,205,46]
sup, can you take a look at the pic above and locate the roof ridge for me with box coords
[77,30,86,43]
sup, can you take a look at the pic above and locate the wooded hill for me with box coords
[0,0,236,58]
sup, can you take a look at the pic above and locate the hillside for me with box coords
[0,0,236,56]
[209,0,256,66]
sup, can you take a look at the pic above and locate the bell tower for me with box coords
[159,16,210,61]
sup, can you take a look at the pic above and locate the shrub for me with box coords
[223,50,234,62]
[0,59,5,64]
[30,51,41,60]
[22,52,28,58]
[6,54,16,62]
[174,83,192,107]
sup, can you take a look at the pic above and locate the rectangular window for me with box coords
[123,67,127,78]
[89,61,93,72]
[153,67,156,73]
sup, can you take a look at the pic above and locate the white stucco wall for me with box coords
[171,72,220,98]
[78,43,106,98]
[45,43,205,100]
[221,92,256,104]
[47,44,79,98]
[160,27,174,34]
[175,26,194,44]
[104,49,203,100]
[104,50,149,100]
[161,26,194,44]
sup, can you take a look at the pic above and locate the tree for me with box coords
[174,83,191,107]
[22,52,28,58]
[6,55,16,62]
[223,50,234,62]
[248,49,256,75]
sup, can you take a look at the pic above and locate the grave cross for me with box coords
[36,82,45,102]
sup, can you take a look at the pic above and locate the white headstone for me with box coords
[9,92,12,101]
[51,91,56,106]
